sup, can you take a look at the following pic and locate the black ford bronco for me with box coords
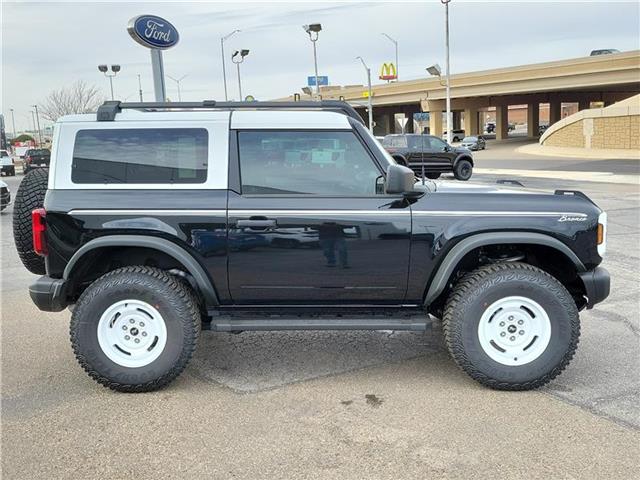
[13,100,610,392]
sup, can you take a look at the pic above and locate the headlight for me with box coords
[597,211,607,257]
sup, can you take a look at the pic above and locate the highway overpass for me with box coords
[286,50,640,139]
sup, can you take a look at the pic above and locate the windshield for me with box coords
[462,137,477,142]
[31,149,50,155]
[0,151,8,157]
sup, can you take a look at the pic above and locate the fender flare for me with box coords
[63,235,219,306]
[424,232,586,306]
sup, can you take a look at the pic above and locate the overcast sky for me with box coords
[2,0,639,131]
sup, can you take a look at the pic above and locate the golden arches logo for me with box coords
[379,63,397,80]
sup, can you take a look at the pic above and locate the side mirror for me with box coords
[385,164,416,195]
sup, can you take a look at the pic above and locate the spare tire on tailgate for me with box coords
[13,168,48,274]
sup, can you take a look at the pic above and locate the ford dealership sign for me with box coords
[127,15,179,50]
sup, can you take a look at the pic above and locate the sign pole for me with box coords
[150,49,166,102]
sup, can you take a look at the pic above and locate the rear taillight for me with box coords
[32,208,48,256]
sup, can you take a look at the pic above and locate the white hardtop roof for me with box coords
[57,109,351,129]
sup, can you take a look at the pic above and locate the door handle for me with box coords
[237,218,277,229]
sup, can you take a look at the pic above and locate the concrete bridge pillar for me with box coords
[527,103,540,137]
[578,98,591,111]
[429,111,443,138]
[550,101,562,125]
[464,107,479,136]
[496,104,509,140]
[452,111,462,130]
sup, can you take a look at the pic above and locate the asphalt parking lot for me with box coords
[2,146,639,479]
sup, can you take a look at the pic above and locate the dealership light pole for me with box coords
[303,23,322,97]
[10,109,17,139]
[167,74,188,101]
[356,57,374,133]
[232,49,249,100]
[221,30,240,101]
[442,0,452,144]
[137,74,143,101]
[31,104,42,146]
[98,64,121,100]
[381,33,398,80]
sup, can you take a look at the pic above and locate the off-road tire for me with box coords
[426,172,441,180]
[70,266,201,393]
[442,262,580,390]
[12,168,48,274]
[453,159,473,181]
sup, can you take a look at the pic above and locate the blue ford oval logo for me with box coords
[127,15,179,50]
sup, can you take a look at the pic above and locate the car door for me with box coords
[226,119,412,304]
[426,136,455,170]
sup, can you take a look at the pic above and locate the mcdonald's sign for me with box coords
[379,62,397,81]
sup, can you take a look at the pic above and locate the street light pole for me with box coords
[98,64,121,100]
[31,105,42,146]
[221,30,240,101]
[356,57,373,133]
[381,33,399,80]
[442,0,452,144]
[303,24,322,98]
[30,111,37,143]
[231,50,249,101]
[10,109,17,139]
[167,74,188,102]
[137,74,143,101]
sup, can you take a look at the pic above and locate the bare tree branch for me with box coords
[39,81,104,122]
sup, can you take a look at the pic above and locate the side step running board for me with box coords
[204,316,430,332]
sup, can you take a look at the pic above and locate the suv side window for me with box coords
[429,137,447,151]
[238,130,382,195]
[71,128,208,184]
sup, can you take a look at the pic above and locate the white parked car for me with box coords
[0,150,15,176]
[0,179,11,211]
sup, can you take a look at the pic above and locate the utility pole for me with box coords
[442,0,452,144]
[137,74,143,101]
[31,106,42,145]
[356,57,374,133]
[221,30,240,101]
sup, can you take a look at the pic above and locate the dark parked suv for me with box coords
[23,148,51,174]
[382,133,474,180]
[13,100,609,393]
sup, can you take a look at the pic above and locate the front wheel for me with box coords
[425,172,441,180]
[70,266,201,392]
[442,262,580,390]
[453,159,473,181]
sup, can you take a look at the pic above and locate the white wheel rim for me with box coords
[97,299,167,368]
[477,296,551,366]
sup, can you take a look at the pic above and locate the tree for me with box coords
[11,134,34,145]
[39,81,104,122]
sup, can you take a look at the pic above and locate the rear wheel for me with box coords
[442,262,580,390]
[12,168,48,274]
[70,266,201,392]
[453,159,473,181]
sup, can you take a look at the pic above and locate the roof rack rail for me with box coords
[96,100,365,124]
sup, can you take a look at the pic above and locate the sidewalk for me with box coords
[517,142,640,160]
